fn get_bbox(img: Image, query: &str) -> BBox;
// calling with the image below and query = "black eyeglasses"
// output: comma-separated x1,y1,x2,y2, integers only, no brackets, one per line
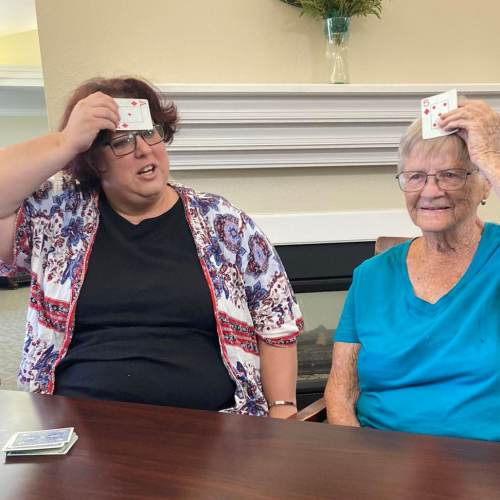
396,168,478,192
104,124,165,157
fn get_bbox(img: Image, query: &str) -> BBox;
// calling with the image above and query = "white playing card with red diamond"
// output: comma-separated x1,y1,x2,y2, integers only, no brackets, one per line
114,98,153,131
421,89,458,140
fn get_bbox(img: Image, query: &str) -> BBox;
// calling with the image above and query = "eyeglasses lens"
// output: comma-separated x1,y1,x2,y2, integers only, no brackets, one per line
398,170,468,192
109,124,164,157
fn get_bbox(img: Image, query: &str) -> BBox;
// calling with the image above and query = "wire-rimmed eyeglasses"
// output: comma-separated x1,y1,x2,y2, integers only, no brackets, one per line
395,168,478,192
104,123,165,157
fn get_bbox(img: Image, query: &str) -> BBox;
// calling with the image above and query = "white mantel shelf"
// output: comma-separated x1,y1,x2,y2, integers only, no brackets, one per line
1,71,497,242
157,83,500,171
2,67,500,170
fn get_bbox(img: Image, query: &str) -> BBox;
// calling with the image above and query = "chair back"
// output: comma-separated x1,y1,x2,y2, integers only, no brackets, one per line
374,236,412,255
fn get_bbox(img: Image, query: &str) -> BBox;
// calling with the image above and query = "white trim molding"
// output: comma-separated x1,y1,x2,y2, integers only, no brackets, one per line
0,65,43,86
1,80,500,167
252,209,420,246
157,84,500,171
0,65,45,116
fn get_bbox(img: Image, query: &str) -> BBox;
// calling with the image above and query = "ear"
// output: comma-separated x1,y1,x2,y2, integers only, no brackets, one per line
482,177,492,199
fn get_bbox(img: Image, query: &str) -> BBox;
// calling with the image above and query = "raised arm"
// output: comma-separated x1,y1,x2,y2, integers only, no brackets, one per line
0,91,119,218
0,92,119,263
324,342,361,427
440,99,500,197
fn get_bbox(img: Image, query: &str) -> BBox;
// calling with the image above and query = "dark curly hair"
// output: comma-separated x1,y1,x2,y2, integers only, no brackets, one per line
60,76,178,191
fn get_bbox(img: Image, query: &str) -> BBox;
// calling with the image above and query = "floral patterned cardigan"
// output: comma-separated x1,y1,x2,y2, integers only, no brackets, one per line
0,176,303,415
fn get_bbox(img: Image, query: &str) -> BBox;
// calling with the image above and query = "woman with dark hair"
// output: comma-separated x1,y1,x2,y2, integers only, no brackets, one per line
0,77,303,418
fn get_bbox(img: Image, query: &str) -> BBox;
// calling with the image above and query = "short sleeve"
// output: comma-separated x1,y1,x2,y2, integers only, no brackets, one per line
241,214,303,346
333,267,360,344
0,200,35,277
0,179,57,277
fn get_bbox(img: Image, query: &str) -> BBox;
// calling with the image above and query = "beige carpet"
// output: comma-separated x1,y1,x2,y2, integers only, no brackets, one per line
0,287,29,391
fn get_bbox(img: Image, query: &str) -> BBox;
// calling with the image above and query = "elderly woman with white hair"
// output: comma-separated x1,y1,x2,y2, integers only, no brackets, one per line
325,100,500,441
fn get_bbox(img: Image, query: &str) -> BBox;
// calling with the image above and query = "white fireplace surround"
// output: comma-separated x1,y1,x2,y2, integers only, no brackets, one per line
160,82,499,243
2,67,499,244
252,210,421,245
159,83,500,171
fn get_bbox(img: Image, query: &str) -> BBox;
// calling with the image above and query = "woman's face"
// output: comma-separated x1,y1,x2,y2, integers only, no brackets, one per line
402,144,490,234
95,131,170,209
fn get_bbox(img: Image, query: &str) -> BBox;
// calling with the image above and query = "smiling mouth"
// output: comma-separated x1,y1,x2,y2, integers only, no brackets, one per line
419,206,451,211
138,165,156,176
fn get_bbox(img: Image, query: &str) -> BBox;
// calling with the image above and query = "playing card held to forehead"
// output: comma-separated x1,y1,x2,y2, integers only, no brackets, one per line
114,98,153,131
421,89,458,140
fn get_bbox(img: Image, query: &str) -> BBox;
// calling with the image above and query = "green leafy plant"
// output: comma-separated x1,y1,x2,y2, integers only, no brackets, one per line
280,0,383,20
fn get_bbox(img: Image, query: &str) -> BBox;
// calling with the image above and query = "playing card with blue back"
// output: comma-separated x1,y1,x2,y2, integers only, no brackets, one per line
2,427,73,451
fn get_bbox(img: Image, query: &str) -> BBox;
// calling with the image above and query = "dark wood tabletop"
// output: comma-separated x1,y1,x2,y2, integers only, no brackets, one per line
1,390,499,500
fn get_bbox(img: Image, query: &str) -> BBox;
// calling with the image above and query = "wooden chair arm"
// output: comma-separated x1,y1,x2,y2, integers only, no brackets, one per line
289,397,327,422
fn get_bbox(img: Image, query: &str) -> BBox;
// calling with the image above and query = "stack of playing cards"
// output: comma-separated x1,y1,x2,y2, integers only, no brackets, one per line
114,98,153,131
421,88,458,139
2,427,78,457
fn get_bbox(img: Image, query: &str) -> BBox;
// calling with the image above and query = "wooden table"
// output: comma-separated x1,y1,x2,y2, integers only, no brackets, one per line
1,390,499,499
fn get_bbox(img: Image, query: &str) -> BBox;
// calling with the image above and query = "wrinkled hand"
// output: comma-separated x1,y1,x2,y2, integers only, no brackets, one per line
440,99,500,170
61,91,119,156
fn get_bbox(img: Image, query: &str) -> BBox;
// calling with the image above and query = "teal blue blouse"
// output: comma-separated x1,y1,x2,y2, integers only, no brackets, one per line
335,222,500,441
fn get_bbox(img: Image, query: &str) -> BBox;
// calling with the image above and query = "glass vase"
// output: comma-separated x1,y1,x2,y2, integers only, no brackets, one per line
324,16,350,84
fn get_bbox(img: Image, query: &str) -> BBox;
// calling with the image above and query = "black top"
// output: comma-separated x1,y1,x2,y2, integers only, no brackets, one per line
54,194,236,410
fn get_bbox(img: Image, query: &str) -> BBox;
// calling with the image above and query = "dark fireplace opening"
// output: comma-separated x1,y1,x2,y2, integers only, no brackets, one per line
276,241,375,409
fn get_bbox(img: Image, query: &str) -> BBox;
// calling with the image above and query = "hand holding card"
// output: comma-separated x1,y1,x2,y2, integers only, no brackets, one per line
421,89,458,140
114,98,153,131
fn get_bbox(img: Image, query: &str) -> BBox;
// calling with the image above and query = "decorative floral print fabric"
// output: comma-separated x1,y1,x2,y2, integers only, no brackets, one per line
1,176,303,415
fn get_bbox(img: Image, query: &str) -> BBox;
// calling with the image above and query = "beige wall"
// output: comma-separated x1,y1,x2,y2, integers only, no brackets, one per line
35,0,500,220
0,116,48,148
0,30,41,65
36,0,500,119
